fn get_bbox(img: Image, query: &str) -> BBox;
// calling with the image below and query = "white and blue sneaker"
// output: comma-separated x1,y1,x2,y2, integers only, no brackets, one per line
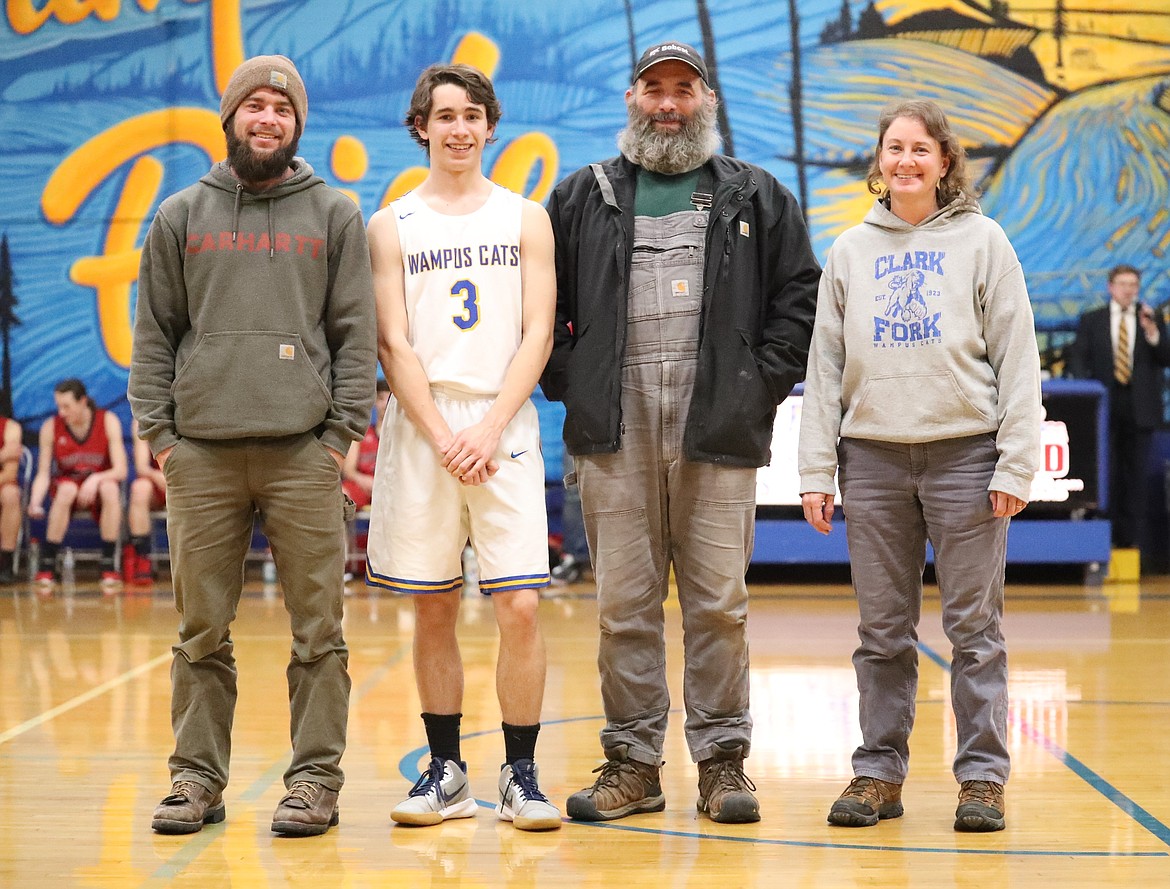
497,759,563,831
392,756,479,826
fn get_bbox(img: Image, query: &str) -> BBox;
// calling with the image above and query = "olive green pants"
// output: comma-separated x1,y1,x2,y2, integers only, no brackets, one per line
163,433,350,794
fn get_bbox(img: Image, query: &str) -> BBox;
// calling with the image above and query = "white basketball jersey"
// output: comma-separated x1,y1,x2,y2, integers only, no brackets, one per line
393,184,524,395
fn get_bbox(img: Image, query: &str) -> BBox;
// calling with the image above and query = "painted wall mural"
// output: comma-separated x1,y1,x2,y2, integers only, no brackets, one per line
2,0,1168,439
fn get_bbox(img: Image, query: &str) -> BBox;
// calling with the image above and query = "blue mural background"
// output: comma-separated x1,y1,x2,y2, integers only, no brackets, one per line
2,0,1169,468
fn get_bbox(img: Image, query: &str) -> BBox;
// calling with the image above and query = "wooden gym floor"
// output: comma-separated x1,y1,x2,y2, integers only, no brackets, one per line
1,567,1169,887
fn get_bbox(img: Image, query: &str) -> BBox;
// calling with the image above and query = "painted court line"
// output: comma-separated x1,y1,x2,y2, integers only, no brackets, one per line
417,713,1166,858
0,651,172,746
918,639,1170,850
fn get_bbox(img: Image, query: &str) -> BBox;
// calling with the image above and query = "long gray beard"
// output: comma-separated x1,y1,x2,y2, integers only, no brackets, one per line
617,98,721,174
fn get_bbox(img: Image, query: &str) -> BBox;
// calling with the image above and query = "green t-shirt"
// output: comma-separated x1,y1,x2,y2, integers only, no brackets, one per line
634,168,703,217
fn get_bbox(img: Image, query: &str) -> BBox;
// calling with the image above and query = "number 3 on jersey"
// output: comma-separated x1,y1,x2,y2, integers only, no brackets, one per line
450,279,479,330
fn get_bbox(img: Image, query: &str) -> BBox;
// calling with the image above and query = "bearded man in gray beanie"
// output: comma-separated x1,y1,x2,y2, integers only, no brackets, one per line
130,54,376,837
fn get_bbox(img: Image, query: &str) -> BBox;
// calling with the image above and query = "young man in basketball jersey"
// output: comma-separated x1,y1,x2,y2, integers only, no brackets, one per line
365,63,560,831
28,378,127,591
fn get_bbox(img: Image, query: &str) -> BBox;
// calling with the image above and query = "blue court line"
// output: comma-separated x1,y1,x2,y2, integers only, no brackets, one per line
395,714,602,778
918,639,1170,849
394,714,1167,858
556,819,1167,857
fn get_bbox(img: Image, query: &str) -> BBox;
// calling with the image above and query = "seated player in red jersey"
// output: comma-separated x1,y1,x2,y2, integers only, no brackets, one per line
27,379,127,592
342,379,390,511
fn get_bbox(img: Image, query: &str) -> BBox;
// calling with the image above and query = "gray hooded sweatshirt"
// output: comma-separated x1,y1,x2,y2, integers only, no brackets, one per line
130,159,376,457
798,198,1042,501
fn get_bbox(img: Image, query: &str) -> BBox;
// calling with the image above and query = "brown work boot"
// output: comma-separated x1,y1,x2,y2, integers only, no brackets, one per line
271,781,340,836
954,780,1005,832
697,744,760,823
152,780,225,834
565,746,665,821
827,775,904,827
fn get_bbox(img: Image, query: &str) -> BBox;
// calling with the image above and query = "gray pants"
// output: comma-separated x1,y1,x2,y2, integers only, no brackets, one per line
163,433,351,794
576,207,755,765
838,434,1010,785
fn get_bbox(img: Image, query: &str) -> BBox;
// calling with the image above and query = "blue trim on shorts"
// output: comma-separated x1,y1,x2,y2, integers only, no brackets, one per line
479,572,552,594
364,564,462,595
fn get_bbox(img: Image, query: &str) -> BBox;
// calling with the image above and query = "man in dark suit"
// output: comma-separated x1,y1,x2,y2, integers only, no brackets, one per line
1069,265,1170,547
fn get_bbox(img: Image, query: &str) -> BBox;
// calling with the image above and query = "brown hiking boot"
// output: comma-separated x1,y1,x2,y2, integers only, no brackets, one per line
697,744,760,823
565,746,665,821
954,780,1005,832
827,775,903,827
271,781,340,836
152,780,225,834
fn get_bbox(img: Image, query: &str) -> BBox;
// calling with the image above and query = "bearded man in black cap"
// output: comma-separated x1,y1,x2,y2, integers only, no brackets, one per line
131,54,376,837
542,40,820,824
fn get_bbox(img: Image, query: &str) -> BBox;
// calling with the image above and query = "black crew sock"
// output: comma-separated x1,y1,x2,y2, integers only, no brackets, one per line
40,542,60,573
502,722,540,765
100,541,117,573
421,712,462,764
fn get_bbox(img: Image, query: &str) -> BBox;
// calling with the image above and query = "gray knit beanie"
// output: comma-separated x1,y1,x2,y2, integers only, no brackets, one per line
219,55,307,135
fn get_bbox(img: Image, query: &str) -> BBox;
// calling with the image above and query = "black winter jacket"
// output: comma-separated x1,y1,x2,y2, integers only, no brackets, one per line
540,154,821,467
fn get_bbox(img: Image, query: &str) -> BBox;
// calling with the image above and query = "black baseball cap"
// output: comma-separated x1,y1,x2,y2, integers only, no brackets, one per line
632,41,708,84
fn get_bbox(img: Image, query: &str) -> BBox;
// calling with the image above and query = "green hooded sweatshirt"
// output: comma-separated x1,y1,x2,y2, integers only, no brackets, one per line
129,159,376,457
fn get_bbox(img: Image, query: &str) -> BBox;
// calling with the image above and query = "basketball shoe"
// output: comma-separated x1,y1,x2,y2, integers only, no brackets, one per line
391,756,478,826
497,759,562,831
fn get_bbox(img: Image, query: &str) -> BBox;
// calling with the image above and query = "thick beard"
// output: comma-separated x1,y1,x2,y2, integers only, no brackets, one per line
226,125,300,186
617,97,721,174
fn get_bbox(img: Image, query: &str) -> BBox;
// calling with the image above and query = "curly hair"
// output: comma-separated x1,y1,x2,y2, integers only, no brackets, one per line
865,99,979,208
404,64,501,153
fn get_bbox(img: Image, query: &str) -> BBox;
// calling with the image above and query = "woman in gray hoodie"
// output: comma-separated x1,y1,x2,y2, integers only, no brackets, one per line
798,100,1041,834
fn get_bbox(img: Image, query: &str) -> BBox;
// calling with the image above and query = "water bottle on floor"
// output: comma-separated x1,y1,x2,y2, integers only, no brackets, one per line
62,547,75,587
262,550,277,584
461,544,479,596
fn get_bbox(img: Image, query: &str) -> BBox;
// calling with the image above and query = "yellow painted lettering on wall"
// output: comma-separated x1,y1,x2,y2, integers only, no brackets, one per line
490,133,559,204
451,31,500,78
43,107,223,222
70,156,161,368
381,167,428,208
7,0,118,34
6,1,236,96
206,0,244,94
331,135,368,182
43,107,224,367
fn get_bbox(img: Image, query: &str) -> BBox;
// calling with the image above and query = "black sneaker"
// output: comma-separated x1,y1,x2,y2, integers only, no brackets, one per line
551,554,585,584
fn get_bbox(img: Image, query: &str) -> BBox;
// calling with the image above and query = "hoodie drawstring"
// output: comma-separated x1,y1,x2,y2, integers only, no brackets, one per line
232,184,242,244
268,201,275,259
